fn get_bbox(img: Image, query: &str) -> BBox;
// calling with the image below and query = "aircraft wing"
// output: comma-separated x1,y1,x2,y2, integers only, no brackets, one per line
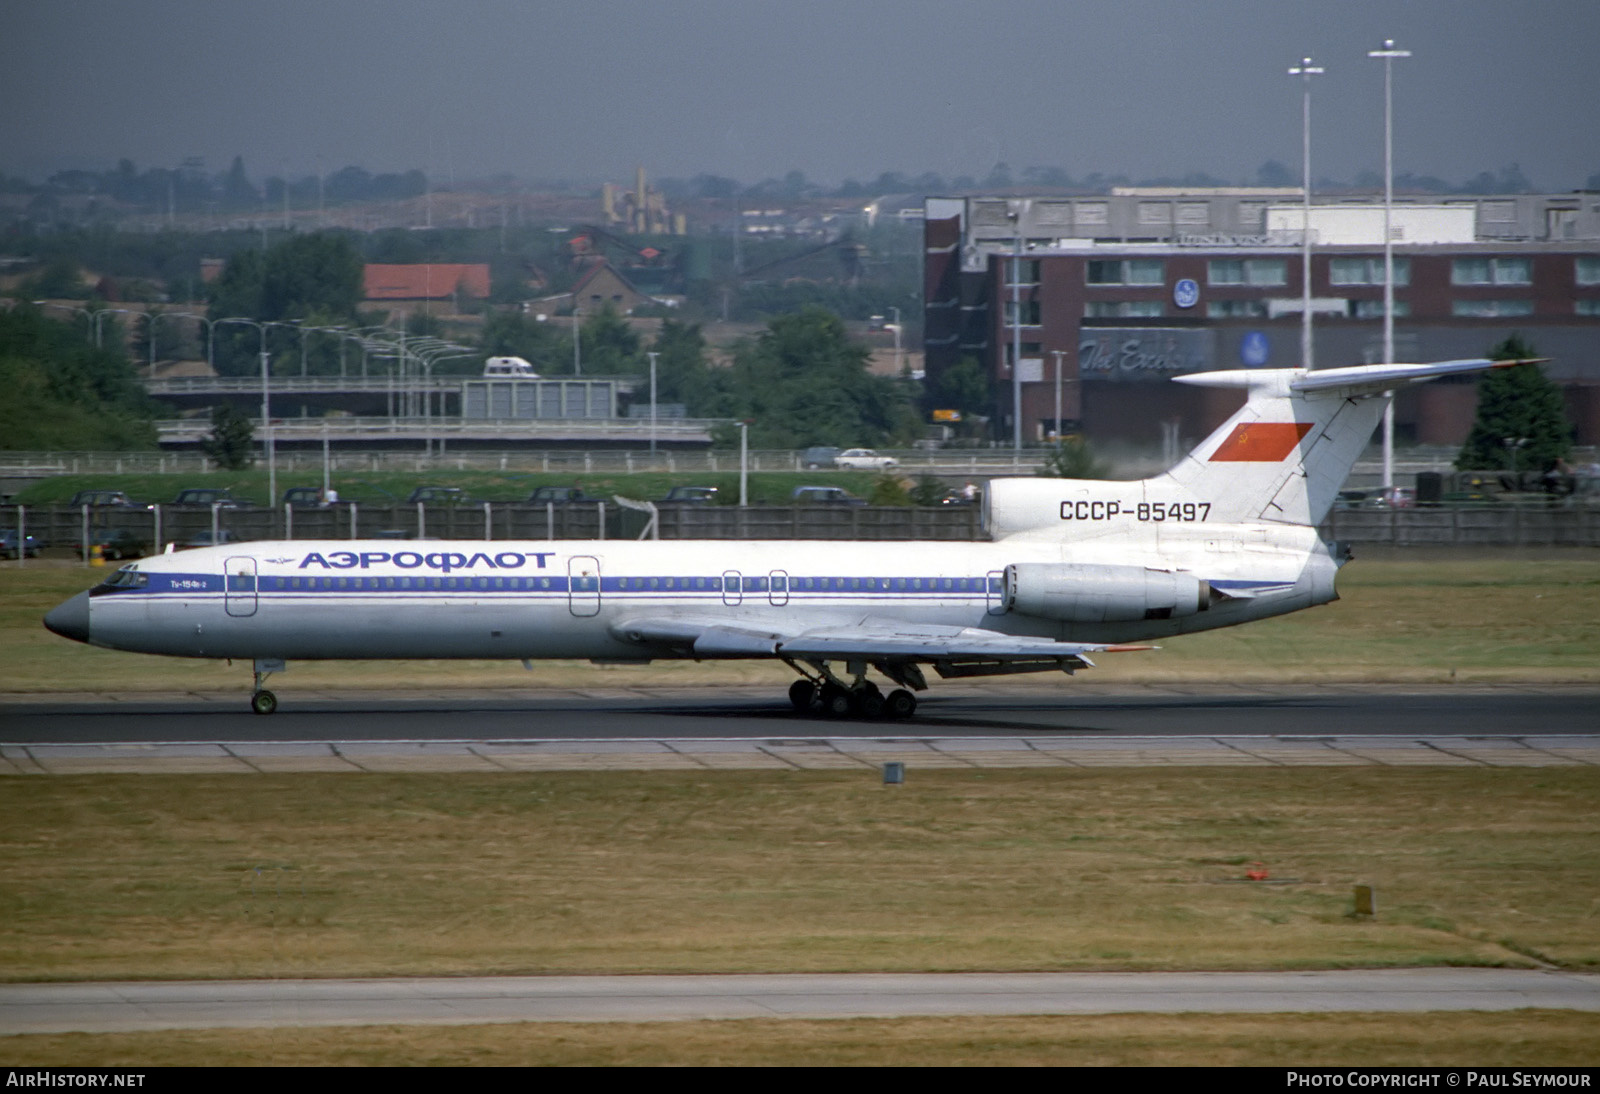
611,614,1138,670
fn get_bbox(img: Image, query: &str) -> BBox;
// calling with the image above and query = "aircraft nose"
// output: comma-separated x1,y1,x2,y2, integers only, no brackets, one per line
43,591,91,644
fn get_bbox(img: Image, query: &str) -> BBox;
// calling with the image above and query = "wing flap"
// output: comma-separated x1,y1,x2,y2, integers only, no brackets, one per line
613,614,1123,666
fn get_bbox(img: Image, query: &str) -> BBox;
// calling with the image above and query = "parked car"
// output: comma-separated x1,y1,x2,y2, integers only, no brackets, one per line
0,529,40,559
792,485,867,506
67,490,137,509
655,486,719,505
406,486,473,506
800,446,841,470
181,530,245,549
172,488,240,508
834,448,899,471
526,486,591,505
281,486,341,508
74,527,148,560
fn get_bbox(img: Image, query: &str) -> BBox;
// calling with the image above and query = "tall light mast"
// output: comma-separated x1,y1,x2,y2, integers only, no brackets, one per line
1369,38,1411,492
1289,56,1324,370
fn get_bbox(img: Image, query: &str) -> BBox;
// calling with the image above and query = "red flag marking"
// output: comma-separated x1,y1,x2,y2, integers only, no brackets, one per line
1209,422,1312,462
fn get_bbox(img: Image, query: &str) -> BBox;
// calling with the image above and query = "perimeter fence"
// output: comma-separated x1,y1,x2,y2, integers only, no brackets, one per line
8,500,1600,559
3,501,986,555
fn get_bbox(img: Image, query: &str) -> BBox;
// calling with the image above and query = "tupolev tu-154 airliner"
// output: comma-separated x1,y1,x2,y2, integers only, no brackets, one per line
44,357,1529,718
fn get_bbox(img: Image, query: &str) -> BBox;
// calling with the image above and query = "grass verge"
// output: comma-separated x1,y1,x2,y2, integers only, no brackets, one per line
3,768,1597,983
3,1012,1597,1066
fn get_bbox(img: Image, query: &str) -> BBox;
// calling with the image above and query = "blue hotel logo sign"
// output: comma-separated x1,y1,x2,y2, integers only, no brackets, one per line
1173,278,1200,309
1240,331,1271,367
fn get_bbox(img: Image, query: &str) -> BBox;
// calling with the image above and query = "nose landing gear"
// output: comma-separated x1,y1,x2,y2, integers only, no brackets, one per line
250,658,285,716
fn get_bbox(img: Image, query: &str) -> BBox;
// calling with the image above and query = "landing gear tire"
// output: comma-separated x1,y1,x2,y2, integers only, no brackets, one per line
851,686,885,719
818,684,853,719
788,679,817,712
250,689,278,716
885,688,917,719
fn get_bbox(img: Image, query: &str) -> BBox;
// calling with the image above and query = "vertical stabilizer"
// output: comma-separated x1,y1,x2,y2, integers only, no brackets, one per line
1164,358,1521,525
984,358,1523,537
1157,368,1389,525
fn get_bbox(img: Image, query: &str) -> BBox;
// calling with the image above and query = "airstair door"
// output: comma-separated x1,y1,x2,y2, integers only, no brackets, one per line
225,556,258,618
568,555,601,617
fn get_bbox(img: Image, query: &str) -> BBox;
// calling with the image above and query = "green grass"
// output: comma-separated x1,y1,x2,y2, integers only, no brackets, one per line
2,768,1597,983
4,1012,1596,1066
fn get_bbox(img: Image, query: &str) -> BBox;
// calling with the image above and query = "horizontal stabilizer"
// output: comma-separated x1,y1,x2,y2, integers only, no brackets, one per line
1289,357,1544,397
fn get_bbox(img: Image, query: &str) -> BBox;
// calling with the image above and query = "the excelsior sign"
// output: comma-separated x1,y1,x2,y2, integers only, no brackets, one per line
1078,328,1214,382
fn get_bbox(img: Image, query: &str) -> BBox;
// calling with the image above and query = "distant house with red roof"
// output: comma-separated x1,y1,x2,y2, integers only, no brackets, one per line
530,261,664,316
363,264,491,309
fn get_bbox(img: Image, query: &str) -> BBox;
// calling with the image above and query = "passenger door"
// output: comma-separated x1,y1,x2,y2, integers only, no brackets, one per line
225,556,258,618
567,555,601,617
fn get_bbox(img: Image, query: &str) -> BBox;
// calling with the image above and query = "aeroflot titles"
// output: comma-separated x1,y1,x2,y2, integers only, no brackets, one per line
298,550,557,572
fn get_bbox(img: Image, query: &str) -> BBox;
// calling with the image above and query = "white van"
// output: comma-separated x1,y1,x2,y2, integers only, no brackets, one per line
483,356,539,378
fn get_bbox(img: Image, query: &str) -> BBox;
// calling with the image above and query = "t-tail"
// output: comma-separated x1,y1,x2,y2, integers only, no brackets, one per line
985,358,1540,539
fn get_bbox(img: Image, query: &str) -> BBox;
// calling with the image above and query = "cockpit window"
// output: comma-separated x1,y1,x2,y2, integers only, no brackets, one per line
97,567,149,591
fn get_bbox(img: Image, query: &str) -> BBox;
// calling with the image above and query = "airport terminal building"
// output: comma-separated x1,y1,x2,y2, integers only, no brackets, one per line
923,190,1600,452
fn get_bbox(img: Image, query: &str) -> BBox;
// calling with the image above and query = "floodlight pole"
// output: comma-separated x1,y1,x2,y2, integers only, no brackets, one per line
1051,349,1065,440
260,334,275,512
739,422,749,507
1289,56,1324,371
647,350,659,455
1009,210,1023,452
1370,38,1411,492
572,306,582,376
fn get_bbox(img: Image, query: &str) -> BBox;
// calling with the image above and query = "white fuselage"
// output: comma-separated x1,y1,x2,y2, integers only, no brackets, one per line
77,527,1339,663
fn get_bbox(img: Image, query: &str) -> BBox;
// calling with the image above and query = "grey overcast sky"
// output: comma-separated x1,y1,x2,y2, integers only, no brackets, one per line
3,0,1597,190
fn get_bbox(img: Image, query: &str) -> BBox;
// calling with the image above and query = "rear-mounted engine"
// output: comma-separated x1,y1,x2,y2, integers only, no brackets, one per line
1005,563,1210,623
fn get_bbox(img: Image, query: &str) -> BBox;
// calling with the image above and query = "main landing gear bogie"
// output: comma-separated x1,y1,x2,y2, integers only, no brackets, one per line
787,678,917,721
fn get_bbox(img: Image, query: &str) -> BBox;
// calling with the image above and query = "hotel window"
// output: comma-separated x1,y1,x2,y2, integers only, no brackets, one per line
1085,301,1163,318
1576,299,1600,316
1576,257,1600,286
1006,260,1041,286
1453,257,1532,286
1087,259,1164,285
1208,259,1286,286
1352,300,1412,319
1005,300,1041,326
1329,257,1410,286
1176,202,1210,226
1451,300,1533,318
1207,299,1268,318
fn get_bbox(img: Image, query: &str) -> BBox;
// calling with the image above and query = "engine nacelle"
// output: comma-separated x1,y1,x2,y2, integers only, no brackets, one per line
1005,563,1210,623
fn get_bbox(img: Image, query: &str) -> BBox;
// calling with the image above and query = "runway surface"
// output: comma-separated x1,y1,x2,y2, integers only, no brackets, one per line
4,683,1597,742
5,970,1599,1034
3,685,1596,773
